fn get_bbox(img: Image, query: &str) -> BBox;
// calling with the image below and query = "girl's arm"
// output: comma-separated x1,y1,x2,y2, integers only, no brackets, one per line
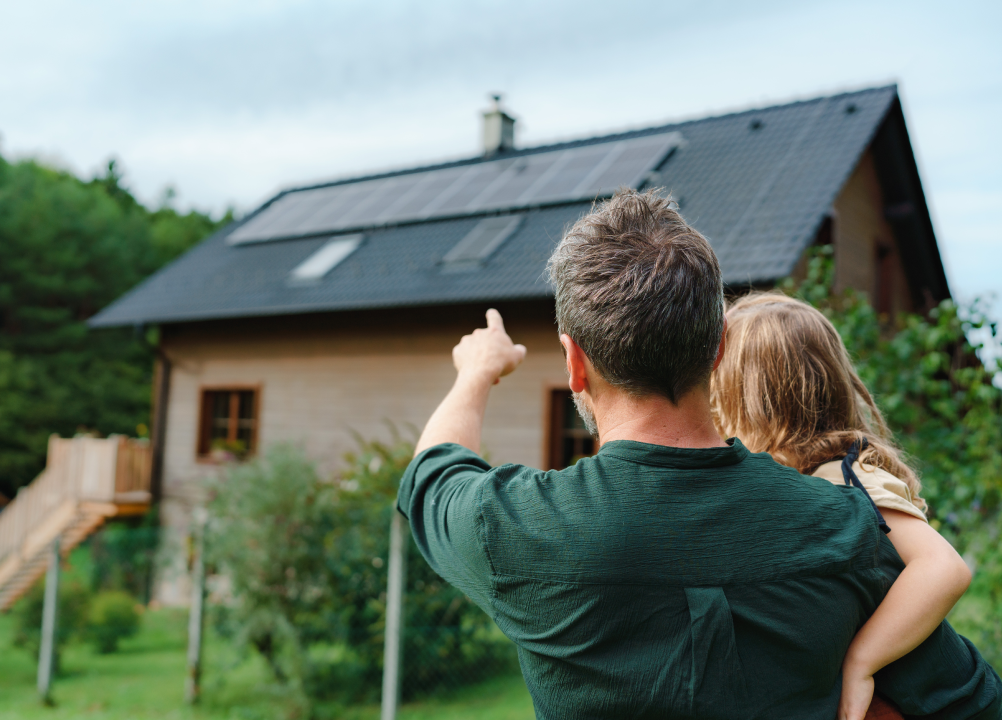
839,508,972,720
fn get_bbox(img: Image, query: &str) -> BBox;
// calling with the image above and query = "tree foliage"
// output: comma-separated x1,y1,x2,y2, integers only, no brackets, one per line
784,246,1002,665
0,155,229,497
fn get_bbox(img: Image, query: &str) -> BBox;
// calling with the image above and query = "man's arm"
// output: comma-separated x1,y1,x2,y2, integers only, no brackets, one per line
397,443,497,610
414,309,526,455
840,509,972,720
870,537,1002,719
398,310,528,612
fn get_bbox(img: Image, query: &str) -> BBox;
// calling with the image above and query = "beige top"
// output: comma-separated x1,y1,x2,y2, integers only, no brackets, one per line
813,460,927,522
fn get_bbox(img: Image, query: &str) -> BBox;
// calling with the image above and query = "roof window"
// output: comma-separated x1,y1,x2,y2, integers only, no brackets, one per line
441,216,523,272
289,235,362,283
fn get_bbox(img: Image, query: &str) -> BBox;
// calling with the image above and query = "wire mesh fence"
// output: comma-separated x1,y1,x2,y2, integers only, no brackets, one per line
382,516,523,711
399,622,520,701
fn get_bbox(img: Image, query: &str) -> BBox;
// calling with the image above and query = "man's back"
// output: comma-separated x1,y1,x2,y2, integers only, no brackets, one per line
400,439,1001,719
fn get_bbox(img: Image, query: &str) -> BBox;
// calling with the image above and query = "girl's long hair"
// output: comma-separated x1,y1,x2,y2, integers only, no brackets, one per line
710,292,924,510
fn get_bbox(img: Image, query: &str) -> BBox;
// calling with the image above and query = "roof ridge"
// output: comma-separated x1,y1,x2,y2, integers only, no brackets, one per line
89,82,931,330
272,85,898,200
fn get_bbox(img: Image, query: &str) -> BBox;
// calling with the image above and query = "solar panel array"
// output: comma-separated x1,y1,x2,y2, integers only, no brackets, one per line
228,132,682,245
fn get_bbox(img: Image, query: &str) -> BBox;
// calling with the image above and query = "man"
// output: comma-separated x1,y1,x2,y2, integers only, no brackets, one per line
397,190,1001,719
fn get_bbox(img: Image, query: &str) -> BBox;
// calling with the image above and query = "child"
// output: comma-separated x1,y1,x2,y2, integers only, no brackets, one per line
710,292,972,720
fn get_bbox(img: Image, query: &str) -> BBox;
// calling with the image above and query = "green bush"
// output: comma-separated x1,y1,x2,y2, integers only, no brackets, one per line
86,590,141,653
784,246,1002,667
206,436,514,713
11,577,91,671
89,512,159,603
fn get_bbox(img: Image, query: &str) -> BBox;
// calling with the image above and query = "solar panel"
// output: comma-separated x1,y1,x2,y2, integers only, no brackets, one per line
434,164,505,216
581,136,674,196
286,184,361,233
228,131,681,245
242,190,325,239
376,169,461,220
415,165,485,219
487,156,560,207
528,145,611,202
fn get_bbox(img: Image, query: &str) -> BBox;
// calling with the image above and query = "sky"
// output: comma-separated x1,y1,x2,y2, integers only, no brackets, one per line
1,0,999,311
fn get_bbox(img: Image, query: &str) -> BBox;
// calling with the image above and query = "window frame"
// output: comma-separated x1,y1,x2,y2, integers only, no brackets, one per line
544,387,597,470
195,384,262,463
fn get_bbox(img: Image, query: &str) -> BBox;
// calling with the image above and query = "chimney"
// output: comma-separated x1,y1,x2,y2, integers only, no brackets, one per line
482,94,515,156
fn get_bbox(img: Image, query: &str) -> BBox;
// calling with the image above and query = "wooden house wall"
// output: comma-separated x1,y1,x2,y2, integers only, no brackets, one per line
154,304,566,604
833,150,914,315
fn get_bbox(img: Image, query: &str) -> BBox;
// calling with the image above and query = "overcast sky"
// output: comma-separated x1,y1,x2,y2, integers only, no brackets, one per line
1,0,999,310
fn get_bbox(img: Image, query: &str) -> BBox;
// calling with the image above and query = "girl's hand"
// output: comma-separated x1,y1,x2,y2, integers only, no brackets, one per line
839,669,875,720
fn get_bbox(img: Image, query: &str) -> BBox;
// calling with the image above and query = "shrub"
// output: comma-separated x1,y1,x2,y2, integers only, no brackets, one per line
89,511,159,603
86,590,141,653
206,435,514,712
12,577,90,671
784,246,1002,667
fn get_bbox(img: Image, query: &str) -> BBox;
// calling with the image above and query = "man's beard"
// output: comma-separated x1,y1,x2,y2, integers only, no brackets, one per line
571,392,599,439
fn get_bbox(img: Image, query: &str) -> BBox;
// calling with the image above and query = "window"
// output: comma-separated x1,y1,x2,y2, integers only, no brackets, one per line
289,235,363,284
197,388,259,460
440,216,523,272
547,389,597,470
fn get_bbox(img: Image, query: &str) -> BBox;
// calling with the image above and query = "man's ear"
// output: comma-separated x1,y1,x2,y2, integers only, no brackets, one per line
559,334,589,393
711,316,728,372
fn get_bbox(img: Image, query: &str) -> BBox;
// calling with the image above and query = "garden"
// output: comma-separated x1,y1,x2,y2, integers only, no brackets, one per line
0,574,533,720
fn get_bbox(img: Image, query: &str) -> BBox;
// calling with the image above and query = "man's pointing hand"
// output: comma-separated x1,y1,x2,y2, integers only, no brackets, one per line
453,309,527,384
414,310,527,454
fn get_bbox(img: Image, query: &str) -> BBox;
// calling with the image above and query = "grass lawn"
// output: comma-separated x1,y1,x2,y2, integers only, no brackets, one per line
0,606,534,720
2,572,992,720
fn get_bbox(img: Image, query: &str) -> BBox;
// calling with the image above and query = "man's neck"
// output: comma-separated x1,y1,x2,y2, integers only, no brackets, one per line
594,386,727,450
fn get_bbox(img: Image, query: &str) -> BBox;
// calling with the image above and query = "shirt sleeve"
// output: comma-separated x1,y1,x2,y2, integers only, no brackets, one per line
813,461,927,521
397,443,495,613
854,463,927,522
871,538,1002,718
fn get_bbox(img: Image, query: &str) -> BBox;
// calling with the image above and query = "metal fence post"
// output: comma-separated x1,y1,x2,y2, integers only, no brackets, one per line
185,507,207,704
381,511,408,720
37,538,60,705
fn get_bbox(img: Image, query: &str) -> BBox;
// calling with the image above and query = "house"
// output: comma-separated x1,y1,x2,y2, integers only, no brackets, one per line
90,86,949,604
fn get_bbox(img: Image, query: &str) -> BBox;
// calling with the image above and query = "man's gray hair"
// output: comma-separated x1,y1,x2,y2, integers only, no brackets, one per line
547,188,724,404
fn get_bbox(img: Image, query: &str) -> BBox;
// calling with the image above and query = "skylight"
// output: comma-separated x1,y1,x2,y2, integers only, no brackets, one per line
441,216,523,272
289,235,362,283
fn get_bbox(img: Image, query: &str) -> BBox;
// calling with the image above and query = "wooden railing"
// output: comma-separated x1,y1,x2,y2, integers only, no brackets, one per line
0,435,151,609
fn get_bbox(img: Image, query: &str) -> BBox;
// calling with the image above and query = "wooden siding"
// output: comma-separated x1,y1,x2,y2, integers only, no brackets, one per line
833,150,914,315
153,304,566,604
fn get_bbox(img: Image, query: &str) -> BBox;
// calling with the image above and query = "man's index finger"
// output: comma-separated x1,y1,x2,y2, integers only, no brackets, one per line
486,308,504,331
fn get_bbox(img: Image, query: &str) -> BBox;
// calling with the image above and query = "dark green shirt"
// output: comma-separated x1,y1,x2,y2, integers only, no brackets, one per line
398,439,1001,719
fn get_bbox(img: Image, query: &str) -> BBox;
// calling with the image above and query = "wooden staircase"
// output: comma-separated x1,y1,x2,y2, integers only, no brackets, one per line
0,435,152,611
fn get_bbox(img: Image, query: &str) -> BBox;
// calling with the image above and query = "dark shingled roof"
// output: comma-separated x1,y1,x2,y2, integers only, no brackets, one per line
91,85,938,328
